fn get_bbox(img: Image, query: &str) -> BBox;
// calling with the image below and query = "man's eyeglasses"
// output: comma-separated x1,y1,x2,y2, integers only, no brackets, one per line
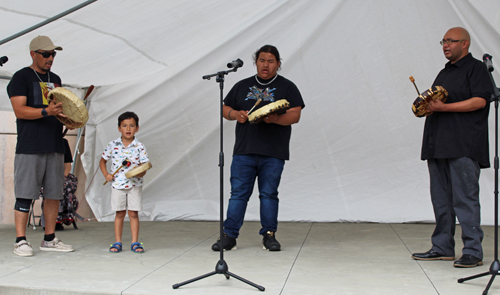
440,39,464,46
34,51,57,58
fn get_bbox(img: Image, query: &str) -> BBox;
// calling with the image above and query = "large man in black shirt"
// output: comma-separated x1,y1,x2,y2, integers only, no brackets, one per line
211,45,305,252
8,36,74,256
412,27,494,267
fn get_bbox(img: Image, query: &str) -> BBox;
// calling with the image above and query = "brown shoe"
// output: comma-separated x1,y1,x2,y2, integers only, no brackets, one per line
411,249,454,261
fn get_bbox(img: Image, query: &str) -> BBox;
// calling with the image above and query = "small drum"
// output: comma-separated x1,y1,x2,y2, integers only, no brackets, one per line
125,162,152,179
412,86,448,118
48,87,89,128
248,99,290,124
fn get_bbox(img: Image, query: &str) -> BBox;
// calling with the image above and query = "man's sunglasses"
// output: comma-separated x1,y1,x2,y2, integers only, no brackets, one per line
35,51,57,58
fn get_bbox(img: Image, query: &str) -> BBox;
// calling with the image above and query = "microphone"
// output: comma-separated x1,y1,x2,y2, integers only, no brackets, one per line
483,54,493,72
227,58,243,69
0,56,7,67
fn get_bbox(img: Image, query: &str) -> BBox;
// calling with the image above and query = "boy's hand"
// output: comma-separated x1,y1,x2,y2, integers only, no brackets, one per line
105,173,114,183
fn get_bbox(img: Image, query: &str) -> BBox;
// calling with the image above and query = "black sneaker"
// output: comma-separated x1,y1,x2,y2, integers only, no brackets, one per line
262,231,281,251
211,233,237,251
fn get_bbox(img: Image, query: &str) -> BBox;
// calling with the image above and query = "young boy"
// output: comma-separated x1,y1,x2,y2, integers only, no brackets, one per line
100,111,150,253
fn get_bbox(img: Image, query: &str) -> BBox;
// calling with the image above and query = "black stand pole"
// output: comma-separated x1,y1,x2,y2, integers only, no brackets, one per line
172,68,265,292
458,59,500,295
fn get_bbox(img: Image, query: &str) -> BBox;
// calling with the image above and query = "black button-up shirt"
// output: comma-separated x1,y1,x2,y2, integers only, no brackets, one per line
421,53,493,168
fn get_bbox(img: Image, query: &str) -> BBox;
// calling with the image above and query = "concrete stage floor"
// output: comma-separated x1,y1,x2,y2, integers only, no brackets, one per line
0,221,498,295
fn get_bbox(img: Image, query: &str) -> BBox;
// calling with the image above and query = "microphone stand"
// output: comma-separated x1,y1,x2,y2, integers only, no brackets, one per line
458,58,500,295
172,66,265,291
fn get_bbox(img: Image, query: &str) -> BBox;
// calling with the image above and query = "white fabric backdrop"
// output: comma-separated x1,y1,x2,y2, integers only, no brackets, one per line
1,0,500,224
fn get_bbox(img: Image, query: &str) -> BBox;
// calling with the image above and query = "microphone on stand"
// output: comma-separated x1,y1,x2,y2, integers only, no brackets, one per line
0,56,8,67
227,58,243,69
483,54,494,72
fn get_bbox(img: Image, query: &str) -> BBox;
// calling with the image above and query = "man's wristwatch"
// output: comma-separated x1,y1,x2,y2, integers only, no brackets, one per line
41,108,48,117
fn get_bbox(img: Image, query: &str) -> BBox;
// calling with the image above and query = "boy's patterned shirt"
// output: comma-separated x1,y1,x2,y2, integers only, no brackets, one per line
102,137,150,189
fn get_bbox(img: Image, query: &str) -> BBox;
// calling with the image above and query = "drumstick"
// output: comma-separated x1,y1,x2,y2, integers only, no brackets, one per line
103,159,131,185
83,85,94,102
409,76,420,95
247,98,262,115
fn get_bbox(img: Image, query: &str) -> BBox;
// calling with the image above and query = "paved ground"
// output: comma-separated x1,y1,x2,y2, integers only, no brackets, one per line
0,221,498,295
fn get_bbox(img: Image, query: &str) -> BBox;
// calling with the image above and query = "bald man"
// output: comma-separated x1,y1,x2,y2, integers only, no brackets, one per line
411,27,494,267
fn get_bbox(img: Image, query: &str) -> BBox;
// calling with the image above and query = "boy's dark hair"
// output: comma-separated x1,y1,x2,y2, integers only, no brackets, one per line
118,111,139,126
253,44,281,68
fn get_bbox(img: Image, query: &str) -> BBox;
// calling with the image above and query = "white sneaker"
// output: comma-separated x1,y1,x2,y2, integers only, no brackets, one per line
39,237,74,252
14,240,34,257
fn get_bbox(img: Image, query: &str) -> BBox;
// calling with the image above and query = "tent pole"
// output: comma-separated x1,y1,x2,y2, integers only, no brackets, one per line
70,85,94,174
70,122,84,175
0,0,98,47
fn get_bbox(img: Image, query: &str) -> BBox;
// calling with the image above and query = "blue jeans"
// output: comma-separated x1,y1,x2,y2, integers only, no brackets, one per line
223,154,285,238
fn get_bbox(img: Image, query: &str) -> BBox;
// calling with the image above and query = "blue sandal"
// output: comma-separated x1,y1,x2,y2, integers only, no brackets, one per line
109,242,122,253
131,242,144,253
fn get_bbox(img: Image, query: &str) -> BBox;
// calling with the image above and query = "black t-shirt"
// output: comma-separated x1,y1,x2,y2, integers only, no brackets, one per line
224,75,305,160
421,53,494,168
7,67,64,154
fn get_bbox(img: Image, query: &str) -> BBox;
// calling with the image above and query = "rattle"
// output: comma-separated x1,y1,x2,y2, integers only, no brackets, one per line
103,159,131,185
409,76,448,118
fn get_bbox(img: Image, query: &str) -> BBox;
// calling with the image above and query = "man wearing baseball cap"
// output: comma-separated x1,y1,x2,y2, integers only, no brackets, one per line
7,35,74,256
29,35,63,51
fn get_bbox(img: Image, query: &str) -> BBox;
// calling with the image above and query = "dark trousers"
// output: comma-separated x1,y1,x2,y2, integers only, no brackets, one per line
428,157,483,259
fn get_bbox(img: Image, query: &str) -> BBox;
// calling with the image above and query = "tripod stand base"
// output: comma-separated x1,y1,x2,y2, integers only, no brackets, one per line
458,260,500,295
172,259,265,291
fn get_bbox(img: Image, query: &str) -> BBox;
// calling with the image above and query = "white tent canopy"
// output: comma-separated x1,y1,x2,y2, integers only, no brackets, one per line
1,0,500,224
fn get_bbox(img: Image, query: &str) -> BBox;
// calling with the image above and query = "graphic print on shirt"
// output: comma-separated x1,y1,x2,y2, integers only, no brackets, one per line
113,142,132,188
34,81,57,106
102,138,149,189
246,86,276,102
